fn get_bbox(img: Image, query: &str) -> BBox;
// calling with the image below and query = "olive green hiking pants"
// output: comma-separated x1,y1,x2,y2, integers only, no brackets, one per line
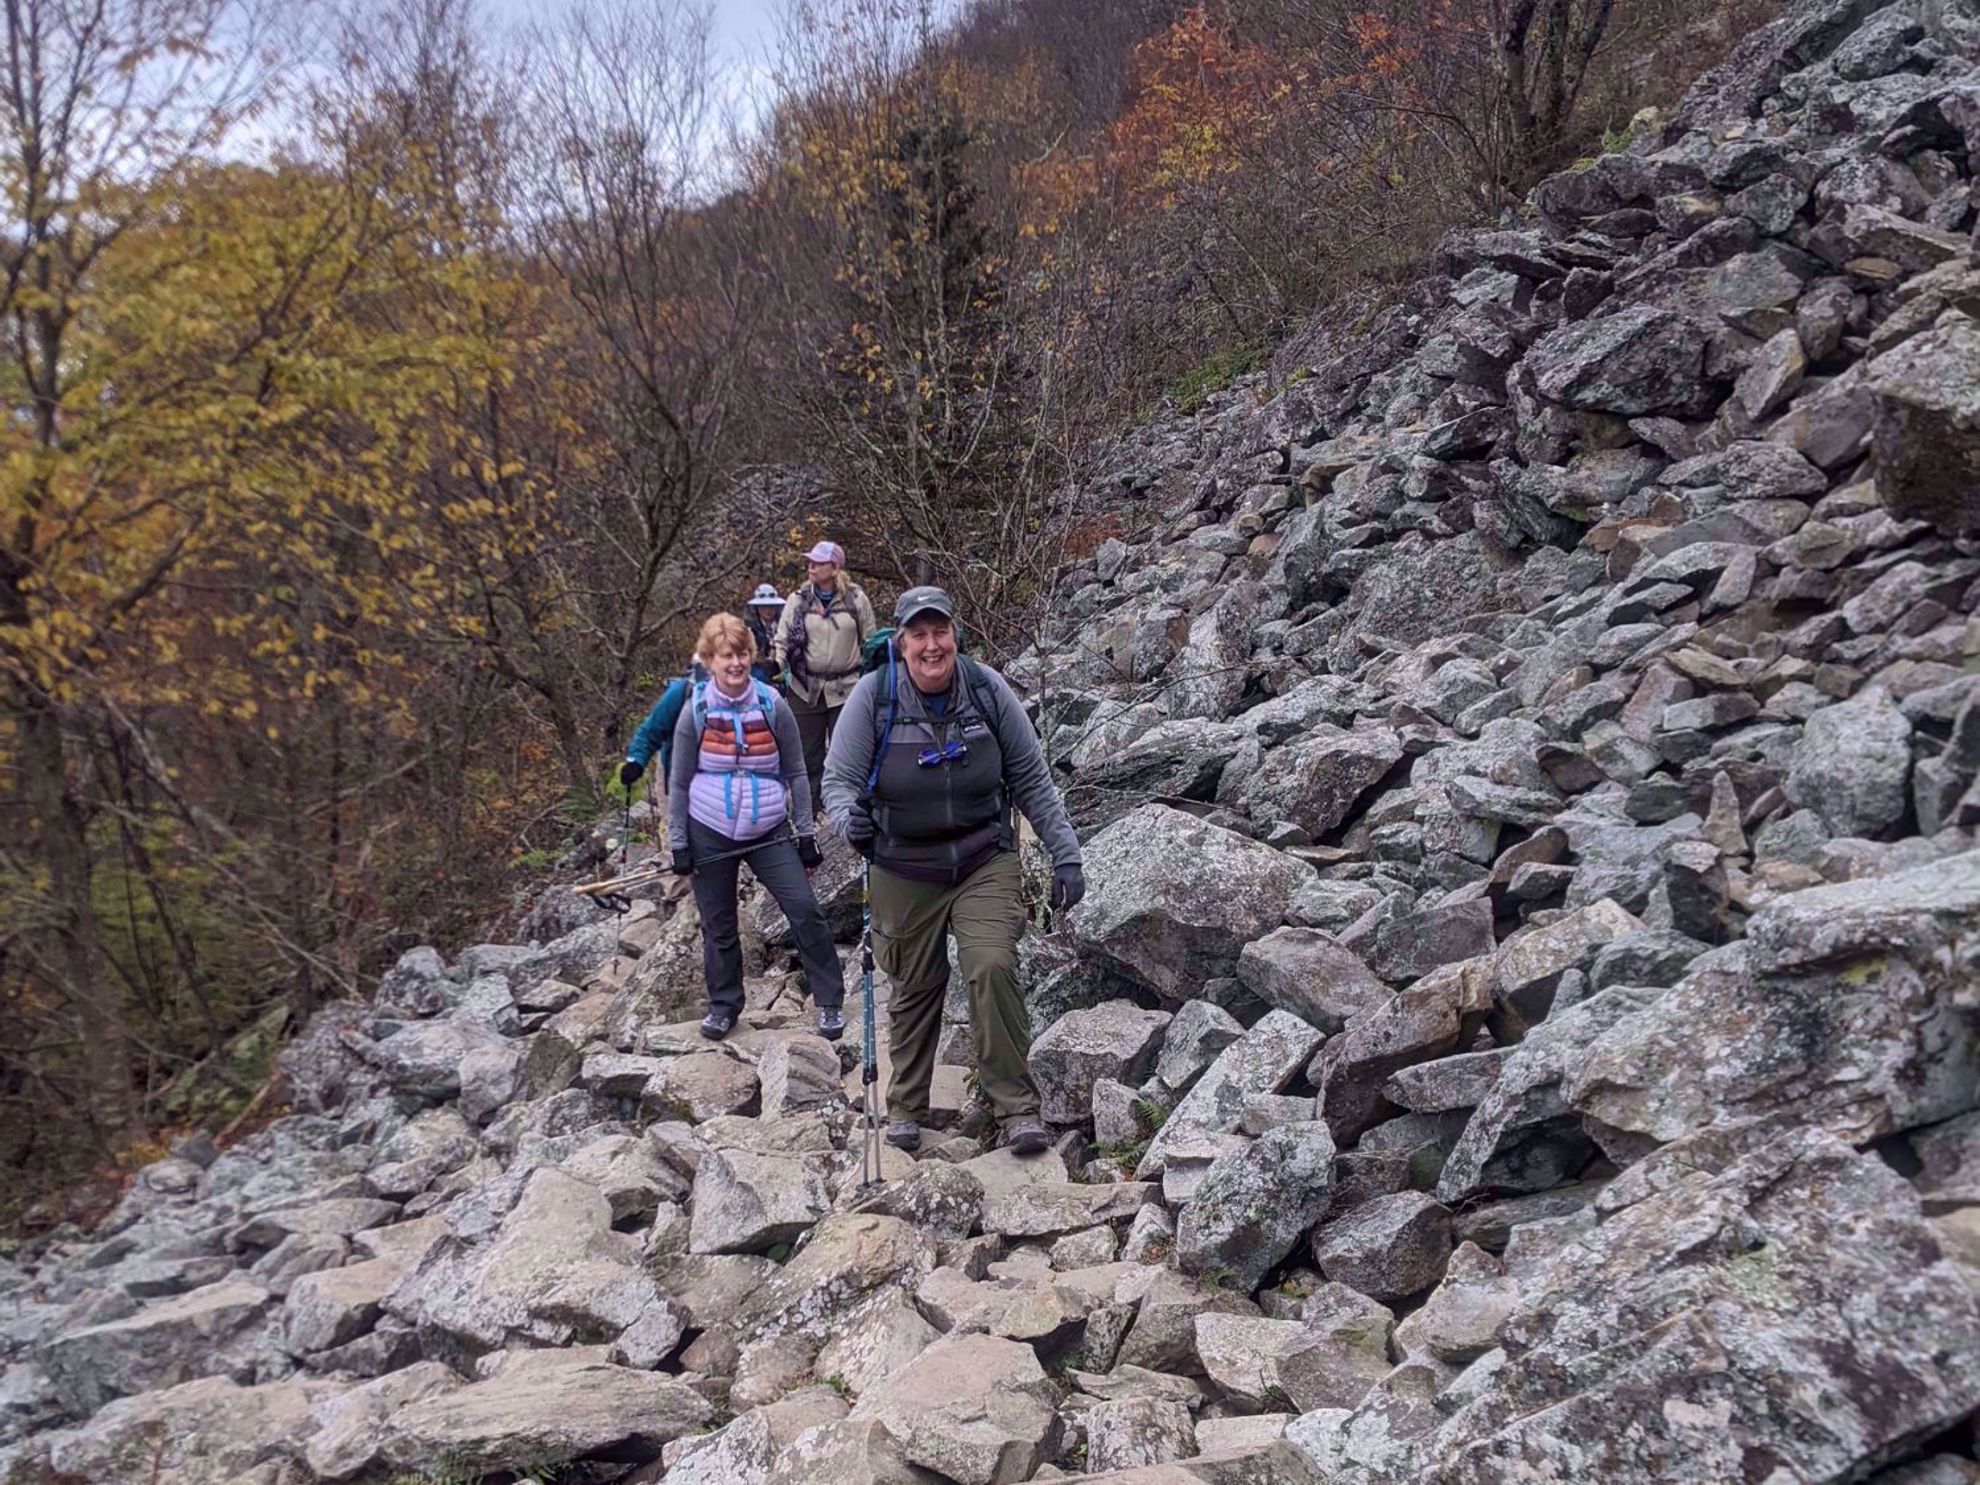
870,850,1038,1129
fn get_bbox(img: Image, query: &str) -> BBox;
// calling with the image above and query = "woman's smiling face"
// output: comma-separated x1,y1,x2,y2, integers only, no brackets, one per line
708,644,752,693
901,615,958,692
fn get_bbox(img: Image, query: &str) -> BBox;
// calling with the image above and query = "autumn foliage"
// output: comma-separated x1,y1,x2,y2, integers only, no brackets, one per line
0,0,1756,1213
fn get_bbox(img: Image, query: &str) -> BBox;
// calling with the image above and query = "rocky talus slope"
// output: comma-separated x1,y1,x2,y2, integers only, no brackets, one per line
11,0,1980,1477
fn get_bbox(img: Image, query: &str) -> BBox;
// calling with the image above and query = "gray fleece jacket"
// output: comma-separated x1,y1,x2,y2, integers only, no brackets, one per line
820,661,1082,871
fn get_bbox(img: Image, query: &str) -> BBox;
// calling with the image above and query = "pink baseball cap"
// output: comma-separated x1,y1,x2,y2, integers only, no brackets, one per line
805,540,845,565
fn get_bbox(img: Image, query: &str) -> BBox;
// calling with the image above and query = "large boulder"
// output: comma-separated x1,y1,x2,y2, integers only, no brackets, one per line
1310,1192,1453,1302
668,1386,852,1485
346,1019,516,1101
38,1280,274,1415
44,1374,347,1485
1152,999,1247,1098
1523,304,1709,415
1237,928,1394,1034
1571,851,1980,1153
1866,317,1980,534
1177,1122,1336,1291
1194,1307,1391,1413
1029,1000,1173,1125
728,1214,940,1348
847,1332,1060,1484
1413,1131,1980,1484
1137,1011,1326,1178
1784,685,1914,838
378,1350,710,1477
688,1149,832,1255
1314,965,1491,1144
643,1051,761,1122
382,1167,661,1360
1086,1396,1199,1472
1439,988,1654,1204
1240,727,1406,840
1166,580,1264,722
1074,806,1313,998
303,1362,465,1480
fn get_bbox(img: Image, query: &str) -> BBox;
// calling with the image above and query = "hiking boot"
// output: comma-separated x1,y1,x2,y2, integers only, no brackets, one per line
885,1120,922,1152
818,1006,846,1041
1004,1119,1052,1156
699,1010,736,1041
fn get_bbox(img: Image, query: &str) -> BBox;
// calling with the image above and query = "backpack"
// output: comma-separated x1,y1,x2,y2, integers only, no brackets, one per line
652,676,690,777
861,627,896,675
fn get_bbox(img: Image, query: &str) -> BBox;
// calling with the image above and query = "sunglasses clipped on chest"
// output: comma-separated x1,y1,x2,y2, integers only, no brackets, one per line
917,739,968,768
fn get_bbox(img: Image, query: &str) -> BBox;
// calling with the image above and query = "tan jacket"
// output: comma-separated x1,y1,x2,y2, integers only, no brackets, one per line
773,580,877,707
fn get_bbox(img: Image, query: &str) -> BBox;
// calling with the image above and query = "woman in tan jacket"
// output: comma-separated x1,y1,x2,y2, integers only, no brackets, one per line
773,540,877,813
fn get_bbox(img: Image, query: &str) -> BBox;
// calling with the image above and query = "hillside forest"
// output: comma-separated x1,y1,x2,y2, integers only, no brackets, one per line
0,0,1766,1218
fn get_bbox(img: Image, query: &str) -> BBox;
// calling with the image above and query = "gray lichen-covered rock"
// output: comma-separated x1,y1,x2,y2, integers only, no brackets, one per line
1029,1000,1173,1125
1439,986,1655,1204
382,1168,662,1358
688,1148,832,1255
43,1373,348,1485
1137,1011,1326,1178
1866,316,1980,534
1314,964,1491,1143
38,1280,274,1416
847,1332,1059,1485
1237,927,1394,1034
377,1350,711,1476
1310,1192,1453,1302
1523,304,1709,415
1241,727,1406,839
1177,1122,1336,1291
1571,851,1980,1152
1074,805,1313,998
727,1214,939,1348
642,1051,761,1123
1393,1241,1519,1365
1785,684,1914,838
667,1385,852,1485
1085,1396,1199,1471
1196,1300,1393,1412
1151,1000,1246,1097
1412,1131,1980,1484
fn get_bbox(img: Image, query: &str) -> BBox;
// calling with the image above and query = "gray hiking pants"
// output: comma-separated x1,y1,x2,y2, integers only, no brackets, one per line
687,818,844,1017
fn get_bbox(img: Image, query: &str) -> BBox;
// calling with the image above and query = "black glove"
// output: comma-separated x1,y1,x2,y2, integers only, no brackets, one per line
671,849,693,877
797,836,823,870
619,760,643,788
845,799,876,859
1051,863,1086,913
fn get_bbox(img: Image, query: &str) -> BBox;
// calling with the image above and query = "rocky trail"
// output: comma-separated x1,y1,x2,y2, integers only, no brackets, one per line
10,0,1980,1478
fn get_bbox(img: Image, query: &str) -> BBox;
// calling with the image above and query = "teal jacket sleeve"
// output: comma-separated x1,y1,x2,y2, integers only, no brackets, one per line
627,679,687,773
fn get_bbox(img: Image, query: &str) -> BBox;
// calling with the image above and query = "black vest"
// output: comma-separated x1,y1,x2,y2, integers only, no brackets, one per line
871,660,1011,884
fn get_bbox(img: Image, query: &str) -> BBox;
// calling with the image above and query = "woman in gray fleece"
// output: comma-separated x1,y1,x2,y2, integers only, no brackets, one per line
667,613,844,1042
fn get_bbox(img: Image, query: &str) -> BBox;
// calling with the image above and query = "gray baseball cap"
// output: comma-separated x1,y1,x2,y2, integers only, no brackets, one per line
893,586,955,626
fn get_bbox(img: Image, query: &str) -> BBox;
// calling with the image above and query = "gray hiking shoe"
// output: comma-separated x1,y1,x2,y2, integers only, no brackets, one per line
699,1010,736,1041
818,1006,845,1041
1004,1119,1052,1155
885,1120,922,1152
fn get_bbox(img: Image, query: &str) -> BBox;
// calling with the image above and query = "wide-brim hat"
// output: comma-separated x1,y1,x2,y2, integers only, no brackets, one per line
748,583,785,608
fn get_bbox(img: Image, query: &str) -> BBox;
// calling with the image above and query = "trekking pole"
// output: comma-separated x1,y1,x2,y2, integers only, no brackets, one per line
859,861,883,1192
617,783,632,922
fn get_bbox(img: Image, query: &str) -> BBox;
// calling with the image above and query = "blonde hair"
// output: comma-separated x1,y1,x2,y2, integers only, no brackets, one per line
695,612,756,664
